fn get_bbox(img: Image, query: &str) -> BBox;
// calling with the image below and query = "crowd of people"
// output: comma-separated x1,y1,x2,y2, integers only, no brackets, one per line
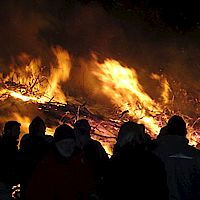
0,115,200,200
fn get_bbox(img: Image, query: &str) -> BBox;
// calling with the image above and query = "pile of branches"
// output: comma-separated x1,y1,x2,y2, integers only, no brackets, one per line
0,78,121,143
38,101,120,143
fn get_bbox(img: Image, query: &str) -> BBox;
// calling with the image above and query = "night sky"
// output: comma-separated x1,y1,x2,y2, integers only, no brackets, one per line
0,0,199,106
0,0,200,59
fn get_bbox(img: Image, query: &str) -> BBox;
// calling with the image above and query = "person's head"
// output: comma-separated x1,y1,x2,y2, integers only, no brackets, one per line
74,119,91,148
166,115,187,136
29,116,46,137
158,126,168,138
54,124,75,143
54,124,76,158
117,121,147,148
3,121,21,142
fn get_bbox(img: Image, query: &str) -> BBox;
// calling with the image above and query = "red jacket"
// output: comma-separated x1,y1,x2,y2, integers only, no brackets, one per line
26,149,96,200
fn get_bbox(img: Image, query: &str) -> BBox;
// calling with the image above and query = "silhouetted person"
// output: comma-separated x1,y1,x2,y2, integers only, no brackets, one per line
74,119,109,197
19,116,53,200
153,115,200,200
0,121,21,200
26,124,96,200
101,121,168,200
150,125,168,151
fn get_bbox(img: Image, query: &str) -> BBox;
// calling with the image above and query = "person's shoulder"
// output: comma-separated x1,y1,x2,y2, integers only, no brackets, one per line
20,134,35,149
90,139,107,152
90,139,103,148
20,134,31,145
147,150,164,163
20,134,30,141
44,135,54,144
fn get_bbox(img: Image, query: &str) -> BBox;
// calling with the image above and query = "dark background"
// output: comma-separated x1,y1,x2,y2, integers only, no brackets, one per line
0,0,200,61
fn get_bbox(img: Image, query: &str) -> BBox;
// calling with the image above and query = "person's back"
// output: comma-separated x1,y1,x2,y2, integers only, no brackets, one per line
0,121,21,200
26,124,96,200
74,119,109,190
74,120,109,167
108,144,168,200
153,115,200,200
19,116,53,200
102,121,168,200
82,139,109,173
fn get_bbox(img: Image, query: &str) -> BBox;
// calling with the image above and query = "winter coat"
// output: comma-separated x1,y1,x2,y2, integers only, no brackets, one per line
0,136,19,185
26,147,96,200
83,139,109,178
19,134,53,199
0,136,20,200
101,144,169,200
153,135,200,200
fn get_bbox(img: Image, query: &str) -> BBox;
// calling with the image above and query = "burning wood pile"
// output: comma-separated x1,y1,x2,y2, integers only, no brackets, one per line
0,77,120,154
0,47,199,154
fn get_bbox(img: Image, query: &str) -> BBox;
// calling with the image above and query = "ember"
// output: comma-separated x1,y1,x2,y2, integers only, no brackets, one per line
0,47,199,155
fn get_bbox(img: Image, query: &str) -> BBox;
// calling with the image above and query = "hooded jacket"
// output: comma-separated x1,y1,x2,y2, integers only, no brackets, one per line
26,140,96,200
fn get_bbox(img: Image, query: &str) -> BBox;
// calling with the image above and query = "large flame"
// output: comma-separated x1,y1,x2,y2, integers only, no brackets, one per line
0,47,71,147
93,59,168,136
41,47,71,103
93,58,199,145
151,73,171,104
1,47,71,104
0,50,199,153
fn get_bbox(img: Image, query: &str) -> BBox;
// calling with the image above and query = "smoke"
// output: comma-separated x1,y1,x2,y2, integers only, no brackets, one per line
0,0,51,68
0,0,199,111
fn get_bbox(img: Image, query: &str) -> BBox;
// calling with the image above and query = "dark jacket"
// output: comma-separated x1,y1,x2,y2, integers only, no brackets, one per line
83,139,109,178
19,134,53,199
102,143,169,200
153,135,200,200
26,147,96,200
0,135,20,185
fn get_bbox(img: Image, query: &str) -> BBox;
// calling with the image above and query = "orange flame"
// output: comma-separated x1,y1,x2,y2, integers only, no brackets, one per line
0,47,71,146
0,50,199,152
40,47,71,103
151,73,171,104
93,59,166,136
1,46,71,104
93,58,199,146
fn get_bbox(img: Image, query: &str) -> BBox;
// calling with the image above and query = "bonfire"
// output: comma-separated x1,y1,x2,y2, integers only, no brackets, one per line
0,47,199,155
